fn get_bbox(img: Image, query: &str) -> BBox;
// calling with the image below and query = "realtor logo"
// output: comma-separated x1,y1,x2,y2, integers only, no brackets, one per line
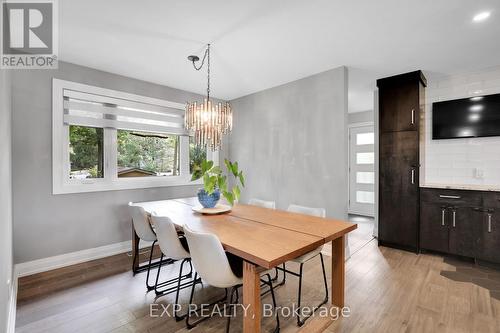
1,0,58,69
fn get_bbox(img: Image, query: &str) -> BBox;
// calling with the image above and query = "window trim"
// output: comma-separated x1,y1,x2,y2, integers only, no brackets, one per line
52,78,217,195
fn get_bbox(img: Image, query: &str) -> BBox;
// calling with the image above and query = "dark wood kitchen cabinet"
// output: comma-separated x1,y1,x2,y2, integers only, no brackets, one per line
420,188,500,265
420,202,449,253
473,210,500,263
379,73,425,132
475,193,500,264
448,206,475,258
377,71,426,252
379,131,419,249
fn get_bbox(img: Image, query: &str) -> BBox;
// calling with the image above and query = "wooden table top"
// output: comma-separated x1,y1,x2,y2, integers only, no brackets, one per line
135,198,356,269
229,203,357,242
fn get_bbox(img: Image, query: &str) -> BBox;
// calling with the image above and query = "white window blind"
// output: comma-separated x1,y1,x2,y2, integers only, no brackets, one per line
63,89,187,135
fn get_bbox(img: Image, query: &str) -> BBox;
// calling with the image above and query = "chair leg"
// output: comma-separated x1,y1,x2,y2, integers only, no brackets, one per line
185,273,229,330
225,287,237,333
145,240,157,291
296,263,304,327
271,267,279,282
296,254,329,327
155,258,196,297
174,259,189,321
153,253,164,294
275,263,286,287
320,253,329,303
263,273,280,333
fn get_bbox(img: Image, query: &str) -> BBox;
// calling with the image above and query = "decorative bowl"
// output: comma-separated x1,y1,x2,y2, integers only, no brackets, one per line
197,188,220,208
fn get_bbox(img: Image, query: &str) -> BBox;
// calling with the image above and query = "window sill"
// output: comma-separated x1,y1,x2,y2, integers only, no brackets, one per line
53,176,203,195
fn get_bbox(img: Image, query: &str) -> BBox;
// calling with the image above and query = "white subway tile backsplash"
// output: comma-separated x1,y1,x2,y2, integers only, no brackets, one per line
423,66,500,188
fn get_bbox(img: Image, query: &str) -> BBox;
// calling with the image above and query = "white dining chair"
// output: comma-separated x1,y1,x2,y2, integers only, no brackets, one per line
150,214,200,320
248,198,276,209
128,202,172,290
248,198,282,284
278,204,329,327
183,225,279,333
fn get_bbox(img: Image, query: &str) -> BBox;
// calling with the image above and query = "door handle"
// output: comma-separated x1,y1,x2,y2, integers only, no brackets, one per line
411,109,415,125
452,210,456,228
441,208,446,226
411,168,415,184
439,195,461,199
488,213,492,233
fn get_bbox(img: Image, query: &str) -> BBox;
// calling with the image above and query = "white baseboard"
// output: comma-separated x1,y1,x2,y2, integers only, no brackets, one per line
15,239,154,278
6,267,18,333
9,239,153,332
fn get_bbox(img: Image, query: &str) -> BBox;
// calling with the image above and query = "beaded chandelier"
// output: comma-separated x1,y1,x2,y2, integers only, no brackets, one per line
185,44,232,151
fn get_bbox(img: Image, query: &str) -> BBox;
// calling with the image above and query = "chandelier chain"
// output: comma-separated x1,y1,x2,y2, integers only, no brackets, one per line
191,44,211,100
185,43,231,151
207,44,210,100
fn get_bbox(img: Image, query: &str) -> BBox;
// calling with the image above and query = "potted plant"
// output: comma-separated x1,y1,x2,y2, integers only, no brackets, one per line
191,159,245,208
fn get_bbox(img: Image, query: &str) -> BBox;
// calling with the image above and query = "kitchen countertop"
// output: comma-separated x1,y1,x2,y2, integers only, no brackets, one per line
420,183,500,192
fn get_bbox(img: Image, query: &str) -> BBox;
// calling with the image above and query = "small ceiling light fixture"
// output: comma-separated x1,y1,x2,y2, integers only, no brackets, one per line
470,104,484,112
469,114,481,122
185,44,232,151
470,96,484,101
473,11,491,22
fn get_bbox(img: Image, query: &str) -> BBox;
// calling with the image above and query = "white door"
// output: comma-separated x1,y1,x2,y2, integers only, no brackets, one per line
349,125,375,216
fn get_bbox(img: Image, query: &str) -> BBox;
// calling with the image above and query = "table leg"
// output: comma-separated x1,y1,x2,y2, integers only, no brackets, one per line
331,235,345,307
243,261,261,333
132,223,140,274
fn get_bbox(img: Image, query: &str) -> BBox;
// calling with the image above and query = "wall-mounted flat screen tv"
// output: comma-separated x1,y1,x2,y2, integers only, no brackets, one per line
433,93,500,139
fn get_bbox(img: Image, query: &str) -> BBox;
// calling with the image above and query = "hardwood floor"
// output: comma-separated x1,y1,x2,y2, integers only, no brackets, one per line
16,229,500,332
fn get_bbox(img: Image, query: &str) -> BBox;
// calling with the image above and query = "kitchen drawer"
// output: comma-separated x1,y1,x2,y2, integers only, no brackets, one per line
420,188,482,207
482,191,500,209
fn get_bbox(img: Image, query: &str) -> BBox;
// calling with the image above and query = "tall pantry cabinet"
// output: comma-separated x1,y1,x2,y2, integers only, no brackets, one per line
377,71,427,252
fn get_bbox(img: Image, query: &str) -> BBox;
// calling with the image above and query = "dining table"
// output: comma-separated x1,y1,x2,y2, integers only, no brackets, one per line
132,197,357,333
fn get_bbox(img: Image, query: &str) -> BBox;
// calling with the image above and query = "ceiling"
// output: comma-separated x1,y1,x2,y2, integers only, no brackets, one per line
60,0,500,112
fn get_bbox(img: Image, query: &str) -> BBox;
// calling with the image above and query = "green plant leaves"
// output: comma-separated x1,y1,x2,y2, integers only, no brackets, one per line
203,173,217,194
191,165,202,181
210,165,222,175
223,190,235,206
217,175,227,192
238,171,245,187
201,160,214,174
232,185,241,202
193,158,245,206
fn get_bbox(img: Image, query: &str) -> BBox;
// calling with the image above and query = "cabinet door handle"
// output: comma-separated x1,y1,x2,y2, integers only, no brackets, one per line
452,210,456,228
411,109,415,125
439,195,461,199
411,168,415,184
488,213,492,233
441,208,446,226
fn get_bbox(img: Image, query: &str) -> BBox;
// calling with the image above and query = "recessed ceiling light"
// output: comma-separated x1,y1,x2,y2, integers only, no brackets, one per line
469,114,481,122
470,96,483,101
473,11,491,22
470,104,484,112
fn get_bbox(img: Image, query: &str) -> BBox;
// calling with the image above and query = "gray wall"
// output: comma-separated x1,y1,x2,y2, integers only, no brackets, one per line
348,110,373,124
11,62,209,263
0,69,13,332
229,67,348,219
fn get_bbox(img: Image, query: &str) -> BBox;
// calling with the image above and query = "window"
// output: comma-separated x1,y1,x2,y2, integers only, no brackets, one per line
69,125,104,179
356,132,374,145
356,191,375,204
356,171,374,184
53,79,217,194
356,152,374,165
117,130,180,178
189,137,207,174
